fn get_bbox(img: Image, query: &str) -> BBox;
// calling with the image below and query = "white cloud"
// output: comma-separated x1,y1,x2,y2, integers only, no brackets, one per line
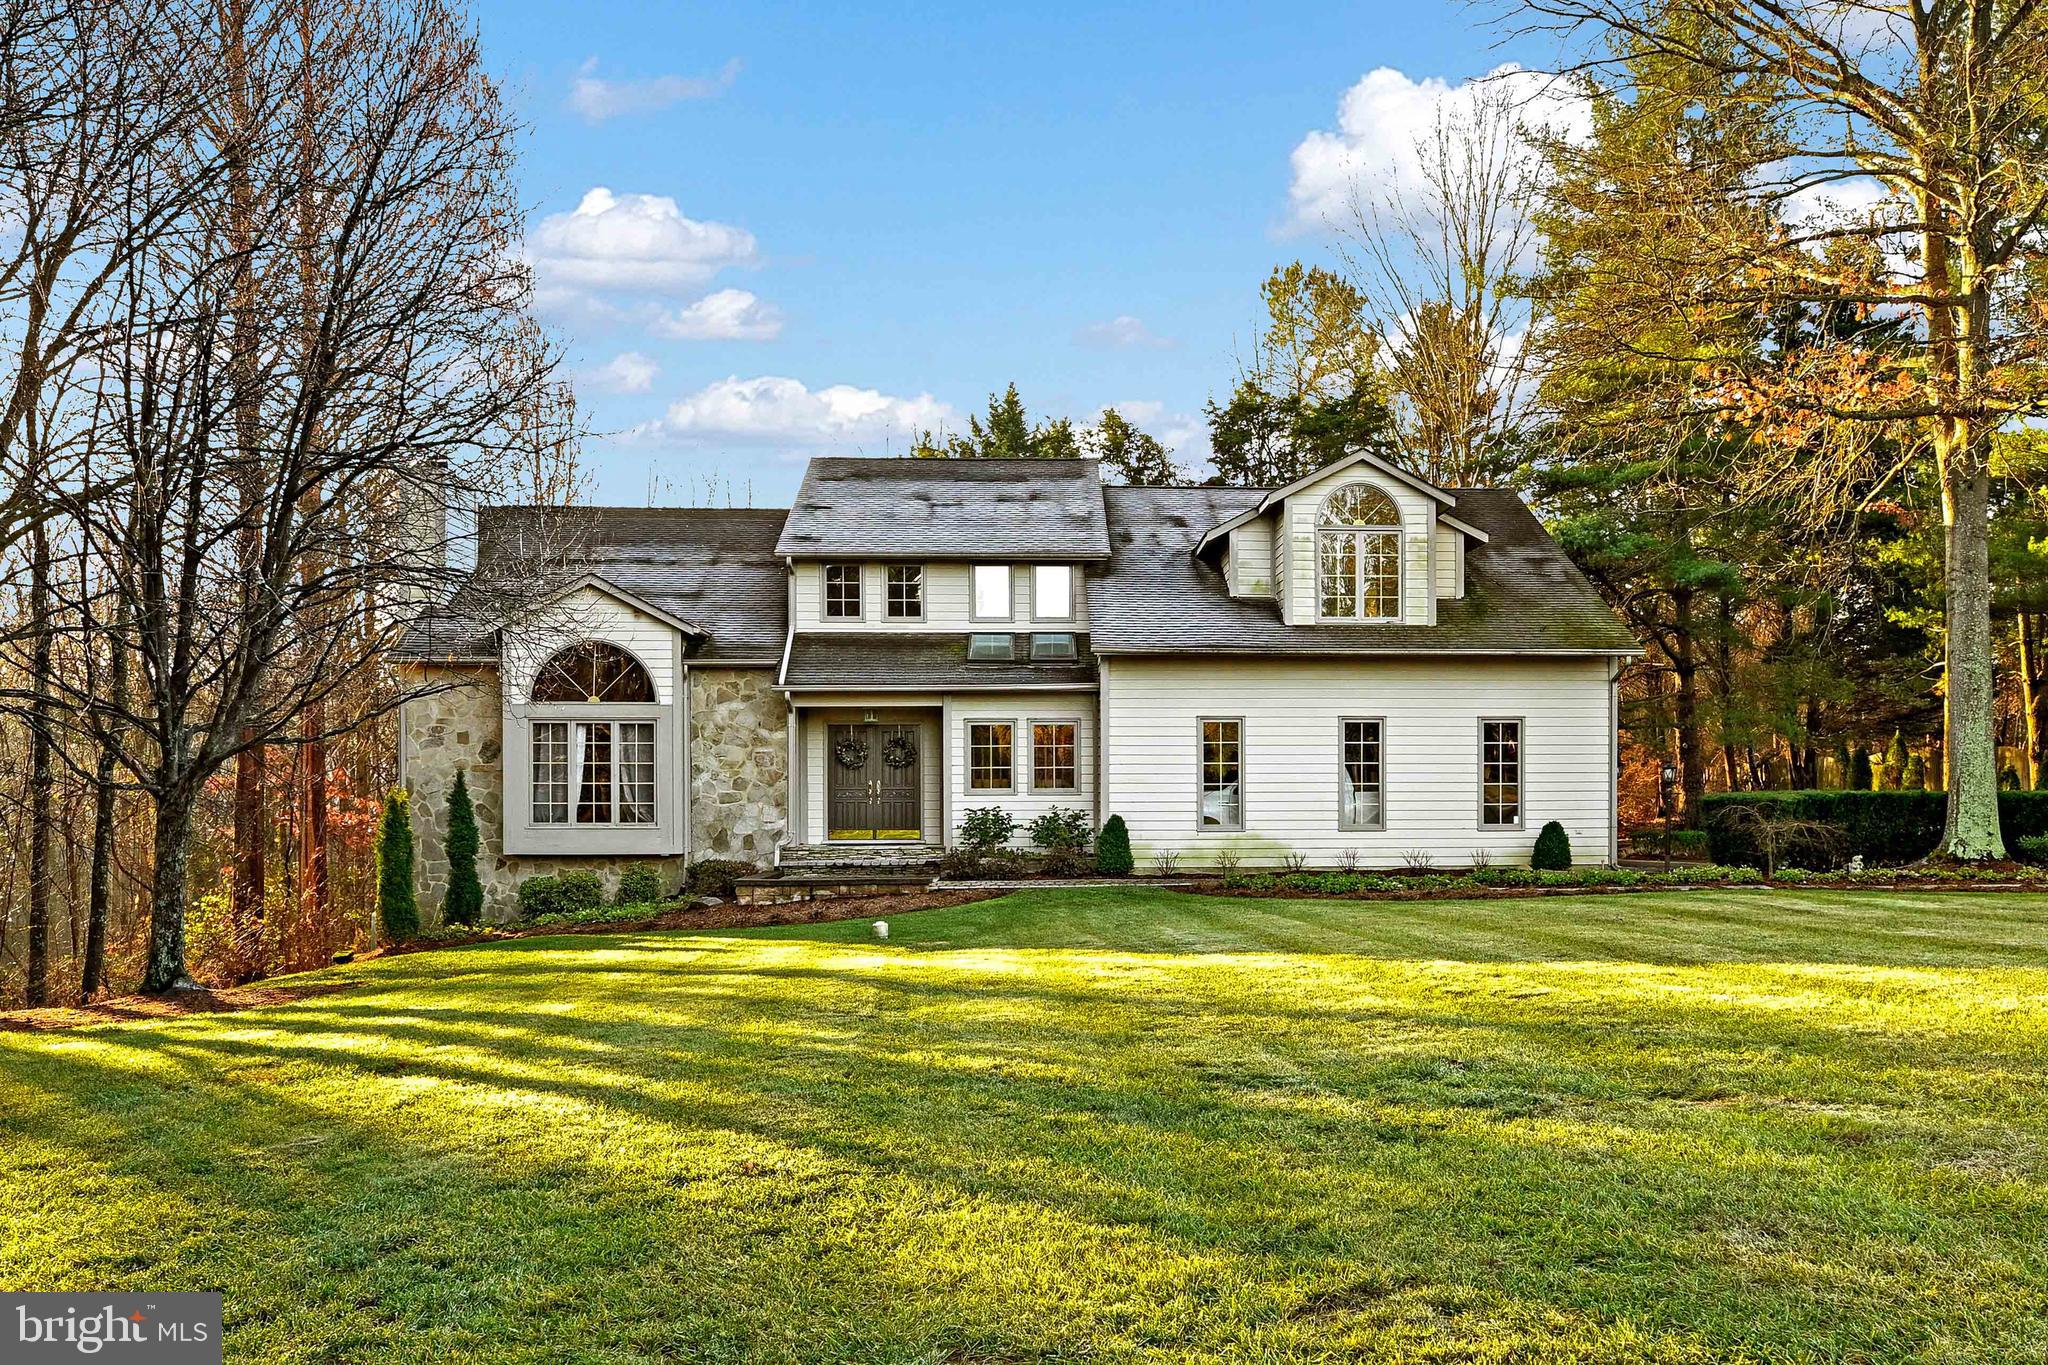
1106,399,1166,424
651,288,785,341
585,351,659,394
1286,64,1589,233
569,57,740,122
1783,175,1895,227
1074,314,1177,350
649,375,957,449
528,188,758,295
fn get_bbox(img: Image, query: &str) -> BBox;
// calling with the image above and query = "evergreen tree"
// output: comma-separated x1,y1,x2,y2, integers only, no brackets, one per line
1903,752,1927,791
1850,746,1874,790
1090,407,1181,486
911,384,1084,459
1883,732,1910,791
444,770,482,926
376,788,418,942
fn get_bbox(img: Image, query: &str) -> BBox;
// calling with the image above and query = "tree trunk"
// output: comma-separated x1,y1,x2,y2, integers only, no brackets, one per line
1940,451,2003,856
141,781,199,993
1671,587,1705,824
2019,612,2041,791
82,610,129,1003
24,522,54,1006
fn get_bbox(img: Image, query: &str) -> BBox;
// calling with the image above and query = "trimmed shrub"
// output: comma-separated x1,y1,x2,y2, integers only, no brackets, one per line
1531,821,1572,871
2015,833,2048,865
376,788,418,942
615,864,667,906
1702,790,2048,868
1095,815,1134,876
1902,752,1927,791
1849,747,1874,790
518,871,605,920
958,807,1018,854
443,770,482,926
1028,806,1091,852
684,858,753,900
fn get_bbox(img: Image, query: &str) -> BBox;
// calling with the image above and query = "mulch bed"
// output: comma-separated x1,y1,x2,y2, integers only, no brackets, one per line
0,889,999,1034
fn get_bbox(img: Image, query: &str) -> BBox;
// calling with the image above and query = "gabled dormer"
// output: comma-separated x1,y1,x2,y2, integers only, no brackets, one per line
1195,451,1489,627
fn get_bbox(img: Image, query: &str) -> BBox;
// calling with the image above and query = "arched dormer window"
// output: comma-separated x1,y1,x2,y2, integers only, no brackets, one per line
1317,483,1402,621
530,641,654,704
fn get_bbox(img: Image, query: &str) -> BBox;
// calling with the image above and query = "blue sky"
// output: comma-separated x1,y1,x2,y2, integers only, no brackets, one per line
484,0,1546,506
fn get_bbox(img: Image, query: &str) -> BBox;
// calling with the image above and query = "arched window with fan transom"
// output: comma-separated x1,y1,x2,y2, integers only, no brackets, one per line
1316,483,1402,621
526,641,657,827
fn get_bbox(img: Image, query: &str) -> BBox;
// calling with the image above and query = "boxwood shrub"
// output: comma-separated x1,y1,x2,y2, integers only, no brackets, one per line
1702,790,2048,868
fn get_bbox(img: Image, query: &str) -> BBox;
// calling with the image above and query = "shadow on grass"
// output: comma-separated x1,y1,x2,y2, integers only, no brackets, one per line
5,900,2048,1362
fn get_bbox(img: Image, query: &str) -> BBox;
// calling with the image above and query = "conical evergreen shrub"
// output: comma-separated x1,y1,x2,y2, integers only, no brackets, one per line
377,788,418,942
1902,752,1926,791
1095,815,1133,876
1531,820,1572,871
1850,746,1874,790
1883,731,1909,790
444,770,482,926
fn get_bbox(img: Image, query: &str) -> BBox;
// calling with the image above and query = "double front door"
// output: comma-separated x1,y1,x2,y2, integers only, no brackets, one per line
827,723,923,840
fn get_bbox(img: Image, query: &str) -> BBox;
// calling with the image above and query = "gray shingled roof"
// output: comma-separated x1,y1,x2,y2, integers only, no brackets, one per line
398,506,789,665
775,457,1112,561
782,632,1098,689
1087,486,1638,656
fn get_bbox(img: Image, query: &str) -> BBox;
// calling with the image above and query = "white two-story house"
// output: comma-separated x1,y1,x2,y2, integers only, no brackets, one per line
396,451,1637,913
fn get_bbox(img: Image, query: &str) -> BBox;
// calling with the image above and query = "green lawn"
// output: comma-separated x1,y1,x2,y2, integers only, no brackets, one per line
5,889,2048,1363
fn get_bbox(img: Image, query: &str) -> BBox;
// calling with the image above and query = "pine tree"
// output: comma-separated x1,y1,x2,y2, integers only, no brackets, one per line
444,770,482,926
1090,408,1181,486
376,788,418,942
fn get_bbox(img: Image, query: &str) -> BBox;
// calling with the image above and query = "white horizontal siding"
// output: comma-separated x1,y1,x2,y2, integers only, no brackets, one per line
791,561,1090,631
1433,524,1464,599
943,691,1096,846
501,586,678,704
1100,656,1614,869
1228,518,1275,597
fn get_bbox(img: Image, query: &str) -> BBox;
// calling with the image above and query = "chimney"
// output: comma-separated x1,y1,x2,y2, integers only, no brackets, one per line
398,454,449,611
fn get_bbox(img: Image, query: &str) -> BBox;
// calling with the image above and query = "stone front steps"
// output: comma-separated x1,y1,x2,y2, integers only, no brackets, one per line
776,843,946,872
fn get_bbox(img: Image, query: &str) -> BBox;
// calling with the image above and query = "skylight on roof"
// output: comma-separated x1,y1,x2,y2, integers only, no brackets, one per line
967,633,1014,661
1030,633,1077,661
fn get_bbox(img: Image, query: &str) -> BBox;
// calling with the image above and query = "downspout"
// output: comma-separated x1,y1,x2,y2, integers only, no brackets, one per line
679,657,691,863
776,557,798,865
1608,657,1622,865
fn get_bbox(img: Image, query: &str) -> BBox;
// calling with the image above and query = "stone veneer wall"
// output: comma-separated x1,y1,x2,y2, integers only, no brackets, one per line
401,663,785,924
688,667,787,862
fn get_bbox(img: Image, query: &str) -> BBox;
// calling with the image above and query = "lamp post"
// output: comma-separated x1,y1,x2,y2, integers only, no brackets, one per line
1659,762,1678,871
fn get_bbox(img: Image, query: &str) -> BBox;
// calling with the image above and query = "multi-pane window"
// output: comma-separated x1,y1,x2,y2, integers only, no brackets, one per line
1340,718,1384,830
886,564,923,619
1030,632,1076,661
1033,722,1077,790
967,633,1014,661
1033,564,1073,620
823,563,862,619
1317,483,1401,620
618,723,655,824
532,721,570,823
1199,718,1242,831
533,719,655,825
968,721,1014,790
972,563,1012,619
1480,719,1523,828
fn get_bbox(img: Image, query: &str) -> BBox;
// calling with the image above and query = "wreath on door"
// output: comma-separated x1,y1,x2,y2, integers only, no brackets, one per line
882,734,918,769
833,736,869,770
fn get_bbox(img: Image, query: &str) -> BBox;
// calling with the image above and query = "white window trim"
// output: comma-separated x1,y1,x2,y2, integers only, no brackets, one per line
1338,715,1386,832
1197,715,1244,834
1026,717,1080,794
1315,482,1403,624
970,563,1014,622
1032,563,1074,622
964,717,1019,794
885,563,925,621
1478,716,1526,831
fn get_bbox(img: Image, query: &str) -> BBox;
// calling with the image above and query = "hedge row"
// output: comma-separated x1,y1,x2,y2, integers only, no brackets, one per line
1702,790,2048,868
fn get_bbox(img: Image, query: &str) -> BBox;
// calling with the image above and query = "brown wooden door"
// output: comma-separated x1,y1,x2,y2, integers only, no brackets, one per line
826,723,923,840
